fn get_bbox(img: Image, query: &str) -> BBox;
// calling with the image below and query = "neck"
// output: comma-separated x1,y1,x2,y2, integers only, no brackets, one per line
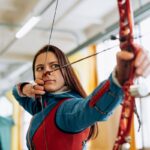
51,86,71,94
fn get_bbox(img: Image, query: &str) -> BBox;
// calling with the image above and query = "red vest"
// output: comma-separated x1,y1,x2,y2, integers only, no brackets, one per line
32,99,90,150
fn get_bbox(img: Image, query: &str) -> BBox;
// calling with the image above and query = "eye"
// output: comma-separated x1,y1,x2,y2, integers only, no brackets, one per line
51,64,60,69
35,66,44,72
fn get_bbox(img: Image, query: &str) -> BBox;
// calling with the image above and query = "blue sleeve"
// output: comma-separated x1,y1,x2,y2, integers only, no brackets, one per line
12,85,42,115
56,74,124,132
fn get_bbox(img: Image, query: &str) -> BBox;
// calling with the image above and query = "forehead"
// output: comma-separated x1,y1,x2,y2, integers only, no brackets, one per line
35,52,58,65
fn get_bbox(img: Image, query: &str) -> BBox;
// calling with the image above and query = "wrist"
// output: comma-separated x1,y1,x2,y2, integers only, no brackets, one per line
112,68,122,87
20,82,29,96
115,65,130,86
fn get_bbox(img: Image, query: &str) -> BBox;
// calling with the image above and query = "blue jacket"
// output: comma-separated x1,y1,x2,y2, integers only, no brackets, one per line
12,74,124,148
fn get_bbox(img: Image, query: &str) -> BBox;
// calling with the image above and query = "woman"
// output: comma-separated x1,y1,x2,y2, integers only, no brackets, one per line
13,45,150,150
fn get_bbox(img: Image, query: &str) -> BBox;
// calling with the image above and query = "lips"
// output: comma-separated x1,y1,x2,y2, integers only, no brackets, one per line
44,80,55,84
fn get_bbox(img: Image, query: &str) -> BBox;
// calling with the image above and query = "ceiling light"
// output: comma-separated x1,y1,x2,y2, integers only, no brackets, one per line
16,16,41,39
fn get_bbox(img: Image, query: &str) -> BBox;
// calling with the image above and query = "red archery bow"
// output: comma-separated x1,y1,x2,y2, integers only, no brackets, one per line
113,0,141,149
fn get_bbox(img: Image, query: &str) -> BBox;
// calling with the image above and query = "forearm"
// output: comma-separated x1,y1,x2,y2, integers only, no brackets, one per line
56,74,124,132
90,72,123,114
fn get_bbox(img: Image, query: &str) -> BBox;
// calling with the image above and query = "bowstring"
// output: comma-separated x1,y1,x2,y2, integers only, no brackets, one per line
44,0,59,67
39,0,59,150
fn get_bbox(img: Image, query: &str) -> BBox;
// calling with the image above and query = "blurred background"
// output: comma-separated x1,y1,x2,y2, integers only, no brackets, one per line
0,0,150,149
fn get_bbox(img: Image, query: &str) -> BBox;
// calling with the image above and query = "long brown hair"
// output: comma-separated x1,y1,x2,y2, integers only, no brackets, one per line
32,44,98,140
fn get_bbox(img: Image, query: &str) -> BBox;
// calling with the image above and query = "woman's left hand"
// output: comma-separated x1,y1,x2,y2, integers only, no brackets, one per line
116,47,150,85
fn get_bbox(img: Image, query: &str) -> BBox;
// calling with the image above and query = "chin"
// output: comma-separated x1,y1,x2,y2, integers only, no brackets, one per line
44,85,57,92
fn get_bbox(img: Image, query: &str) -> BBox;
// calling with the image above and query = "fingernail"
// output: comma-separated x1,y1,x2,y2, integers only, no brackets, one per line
136,68,142,75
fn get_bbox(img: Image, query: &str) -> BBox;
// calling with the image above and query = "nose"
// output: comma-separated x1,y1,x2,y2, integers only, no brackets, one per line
43,65,53,76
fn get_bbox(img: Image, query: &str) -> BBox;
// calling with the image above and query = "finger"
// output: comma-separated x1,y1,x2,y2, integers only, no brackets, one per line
136,61,150,77
135,68,143,76
30,88,36,96
135,50,147,67
26,88,35,97
136,59,150,74
143,65,150,77
33,85,45,94
34,85,44,91
33,89,45,95
35,78,44,85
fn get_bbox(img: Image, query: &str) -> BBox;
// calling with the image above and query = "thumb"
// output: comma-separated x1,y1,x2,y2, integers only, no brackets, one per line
117,51,134,61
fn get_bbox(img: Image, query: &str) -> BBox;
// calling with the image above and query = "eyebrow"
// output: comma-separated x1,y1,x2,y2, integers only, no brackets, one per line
35,61,59,68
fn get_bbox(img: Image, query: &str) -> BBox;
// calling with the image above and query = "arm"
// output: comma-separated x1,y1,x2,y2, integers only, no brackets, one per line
56,73,124,133
12,84,42,115
56,47,150,133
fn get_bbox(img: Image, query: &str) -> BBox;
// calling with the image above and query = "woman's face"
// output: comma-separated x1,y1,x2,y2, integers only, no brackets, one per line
34,52,65,92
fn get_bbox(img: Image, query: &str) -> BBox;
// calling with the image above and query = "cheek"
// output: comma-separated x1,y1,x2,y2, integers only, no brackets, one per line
35,72,42,79
57,72,65,85
60,76,65,85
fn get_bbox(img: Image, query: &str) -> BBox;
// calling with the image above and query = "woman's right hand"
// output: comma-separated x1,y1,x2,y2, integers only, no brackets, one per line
22,79,45,97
